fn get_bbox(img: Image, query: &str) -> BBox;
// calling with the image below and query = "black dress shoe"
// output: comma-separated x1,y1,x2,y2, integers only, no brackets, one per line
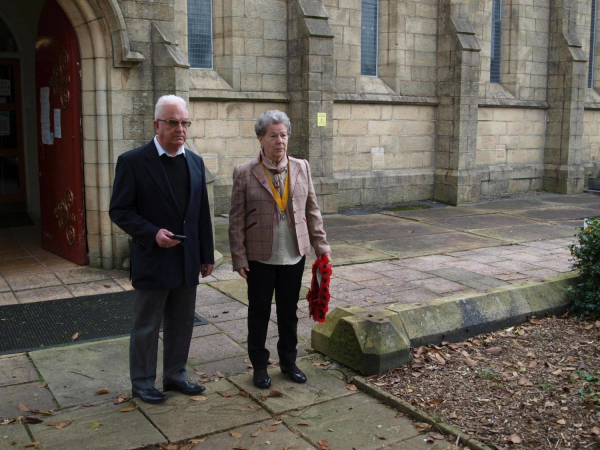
163,379,206,395
253,369,271,389
281,364,307,383
132,387,168,404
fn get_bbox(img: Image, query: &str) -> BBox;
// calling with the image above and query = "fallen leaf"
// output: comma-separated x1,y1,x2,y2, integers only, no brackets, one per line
486,347,503,355
238,391,250,398
508,433,521,444
263,427,277,432
272,420,282,425
24,443,40,448
530,319,543,325
375,434,387,440
448,412,458,419
189,438,206,444
429,433,445,440
590,427,600,436
23,417,44,424
232,447,247,450
194,370,206,376
415,422,432,432
552,369,562,376
545,401,556,408
71,332,79,341
317,439,330,450
48,421,72,429
595,321,600,329
180,443,196,450
190,395,208,402
223,310,230,314
95,389,109,395
215,371,225,378
37,411,53,416
518,377,533,386
247,405,261,410
557,419,566,425
120,406,135,413
267,390,283,398
37,381,47,389
464,356,476,367
229,431,242,438
297,422,310,426
268,358,279,365
90,422,102,430
346,384,358,391
218,391,233,398
17,403,29,412
251,429,262,437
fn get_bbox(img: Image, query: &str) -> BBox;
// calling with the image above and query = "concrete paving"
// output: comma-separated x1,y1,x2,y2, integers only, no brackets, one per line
0,192,597,448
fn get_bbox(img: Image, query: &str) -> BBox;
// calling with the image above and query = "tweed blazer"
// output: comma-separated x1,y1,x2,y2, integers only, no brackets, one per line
229,154,330,270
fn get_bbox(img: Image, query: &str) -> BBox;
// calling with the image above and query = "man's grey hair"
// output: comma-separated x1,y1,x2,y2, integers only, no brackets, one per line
255,110,292,136
154,95,188,120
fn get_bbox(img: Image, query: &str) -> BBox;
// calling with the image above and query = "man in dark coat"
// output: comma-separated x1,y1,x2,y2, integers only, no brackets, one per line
109,95,214,404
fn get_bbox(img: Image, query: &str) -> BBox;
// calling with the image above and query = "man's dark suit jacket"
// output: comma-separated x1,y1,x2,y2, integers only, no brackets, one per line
109,139,214,290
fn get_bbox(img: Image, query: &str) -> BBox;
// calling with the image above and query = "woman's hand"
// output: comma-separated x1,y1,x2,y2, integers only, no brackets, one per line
237,266,249,279
323,252,332,262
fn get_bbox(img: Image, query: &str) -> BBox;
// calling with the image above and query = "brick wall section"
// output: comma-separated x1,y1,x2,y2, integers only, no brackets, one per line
333,103,435,206
189,101,288,214
582,110,600,183
477,107,546,194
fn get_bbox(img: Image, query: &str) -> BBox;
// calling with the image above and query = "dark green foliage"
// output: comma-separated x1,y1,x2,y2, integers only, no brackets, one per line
567,217,600,317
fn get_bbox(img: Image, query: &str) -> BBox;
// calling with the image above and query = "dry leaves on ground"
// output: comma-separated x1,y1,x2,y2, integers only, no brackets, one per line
369,315,600,449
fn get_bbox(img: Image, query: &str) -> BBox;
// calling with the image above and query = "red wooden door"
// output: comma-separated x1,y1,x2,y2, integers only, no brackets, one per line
35,0,87,265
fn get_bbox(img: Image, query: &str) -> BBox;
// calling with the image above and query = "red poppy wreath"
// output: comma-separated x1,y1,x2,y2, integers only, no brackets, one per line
307,254,332,323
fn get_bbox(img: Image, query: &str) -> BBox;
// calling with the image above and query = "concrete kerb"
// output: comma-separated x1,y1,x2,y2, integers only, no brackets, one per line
312,272,580,375
353,377,494,450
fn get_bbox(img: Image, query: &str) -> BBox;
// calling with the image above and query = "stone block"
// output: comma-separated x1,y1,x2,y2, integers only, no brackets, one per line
338,120,368,135
311,307,411,375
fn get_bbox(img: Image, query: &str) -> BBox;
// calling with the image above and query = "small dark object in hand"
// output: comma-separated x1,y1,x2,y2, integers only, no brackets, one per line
169,234,187,241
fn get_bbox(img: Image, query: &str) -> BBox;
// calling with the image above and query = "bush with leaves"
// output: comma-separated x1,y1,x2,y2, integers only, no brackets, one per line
567,217,600,317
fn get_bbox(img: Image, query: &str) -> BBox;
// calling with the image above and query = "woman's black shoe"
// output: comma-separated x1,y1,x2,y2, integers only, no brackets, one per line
253,369,271,389
280,364,307,383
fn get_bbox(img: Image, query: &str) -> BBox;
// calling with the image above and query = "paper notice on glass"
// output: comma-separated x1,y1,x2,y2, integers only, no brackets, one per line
0,79,10,97
0,112,9,136
54,109,62,139
40,87,52,145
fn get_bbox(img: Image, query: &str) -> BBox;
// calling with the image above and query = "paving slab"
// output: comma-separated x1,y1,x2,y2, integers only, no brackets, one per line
5,273,62,291
428,213,540,230
192,419,316,449
385,288,440,304
0,277,9,293
187,333,246,365
327,222,448,242
0,355,39,387
29,403,165,450
328,242,394,264
53,268,112,284
383,206,488,220
469,223,575,243
136,379,270,443
426,267,507,288
214,318,278,344
65,279,124,296
0,382,57,420
14,286,74,303
0,292,17,305
194,355,252,378
365,233,500,257
228,359,357,415
383,434,450,449
282,393,421,450
196,283,239,306
29,338,162,408
509,207,600,221
474,198,548,211
541,194,600,205
0,423,31,449
195,298,248,322
323,213,409,228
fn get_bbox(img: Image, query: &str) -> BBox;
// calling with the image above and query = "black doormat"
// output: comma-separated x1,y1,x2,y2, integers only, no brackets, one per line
0,211,35,228
0,290,207,354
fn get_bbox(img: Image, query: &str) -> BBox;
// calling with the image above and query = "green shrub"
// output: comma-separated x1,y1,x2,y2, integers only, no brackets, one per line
567,217,600,317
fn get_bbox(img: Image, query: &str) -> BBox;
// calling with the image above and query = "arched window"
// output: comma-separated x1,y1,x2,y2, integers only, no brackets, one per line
490,0,502,83
187,0,213,69
589,0,597,88
361,0,378,76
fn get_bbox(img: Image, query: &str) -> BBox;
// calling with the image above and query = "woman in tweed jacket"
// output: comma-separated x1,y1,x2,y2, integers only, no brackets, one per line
229,110,331,389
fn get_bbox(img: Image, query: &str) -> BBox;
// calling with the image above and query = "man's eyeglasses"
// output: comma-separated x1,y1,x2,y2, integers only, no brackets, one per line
157,119,192,129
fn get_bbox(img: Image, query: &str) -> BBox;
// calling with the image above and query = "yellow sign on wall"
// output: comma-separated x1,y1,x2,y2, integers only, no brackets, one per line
317,113,326,127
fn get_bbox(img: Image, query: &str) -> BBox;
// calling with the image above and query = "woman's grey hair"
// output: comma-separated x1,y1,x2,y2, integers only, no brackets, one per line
255,110,292,136
155,95,188,120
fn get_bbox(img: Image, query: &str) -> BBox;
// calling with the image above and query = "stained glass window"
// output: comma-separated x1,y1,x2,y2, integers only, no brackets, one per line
490,0,502,83
188,0,213,69
361,0,378,76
